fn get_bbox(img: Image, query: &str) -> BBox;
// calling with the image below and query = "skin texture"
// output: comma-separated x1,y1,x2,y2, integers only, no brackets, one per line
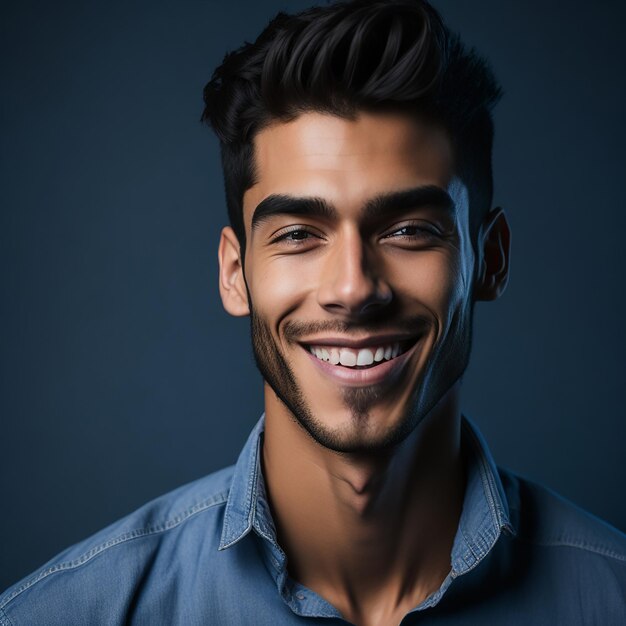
218,111,510,626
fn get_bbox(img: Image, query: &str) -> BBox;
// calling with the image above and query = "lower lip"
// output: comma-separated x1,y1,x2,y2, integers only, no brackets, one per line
303,341,422,387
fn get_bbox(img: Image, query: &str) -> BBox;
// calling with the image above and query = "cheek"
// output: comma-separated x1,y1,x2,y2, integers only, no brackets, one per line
248,257,314,318
395,251,465,311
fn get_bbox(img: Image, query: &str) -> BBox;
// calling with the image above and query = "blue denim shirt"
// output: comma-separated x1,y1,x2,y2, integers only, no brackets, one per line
2,415,626,625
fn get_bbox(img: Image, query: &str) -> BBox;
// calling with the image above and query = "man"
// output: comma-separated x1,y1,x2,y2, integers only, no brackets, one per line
2,0,625,624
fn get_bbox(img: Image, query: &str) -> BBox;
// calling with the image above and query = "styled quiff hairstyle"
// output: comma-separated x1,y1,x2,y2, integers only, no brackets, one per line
202,0,502,250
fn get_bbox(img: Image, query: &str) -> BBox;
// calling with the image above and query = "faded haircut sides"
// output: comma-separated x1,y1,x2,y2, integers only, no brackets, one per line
201,0,502,253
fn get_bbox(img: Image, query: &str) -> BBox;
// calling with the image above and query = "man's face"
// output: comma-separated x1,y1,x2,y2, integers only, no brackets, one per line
234,111,479,453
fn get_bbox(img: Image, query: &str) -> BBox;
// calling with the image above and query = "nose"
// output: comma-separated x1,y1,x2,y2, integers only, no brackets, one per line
317,230,392,317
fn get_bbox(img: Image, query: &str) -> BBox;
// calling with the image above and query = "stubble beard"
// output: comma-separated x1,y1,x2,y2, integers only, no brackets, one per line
248,303,474,454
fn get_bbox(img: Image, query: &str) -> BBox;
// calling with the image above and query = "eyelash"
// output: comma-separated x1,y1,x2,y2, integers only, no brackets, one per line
382,222,441,241
270,226,321,244
269,222,442,246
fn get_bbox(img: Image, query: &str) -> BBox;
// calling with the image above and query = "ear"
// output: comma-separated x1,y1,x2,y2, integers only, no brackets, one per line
474,207,511,301
218,226,250,316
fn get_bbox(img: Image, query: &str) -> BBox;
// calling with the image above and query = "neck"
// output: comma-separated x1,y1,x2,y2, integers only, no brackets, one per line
262,383,466,624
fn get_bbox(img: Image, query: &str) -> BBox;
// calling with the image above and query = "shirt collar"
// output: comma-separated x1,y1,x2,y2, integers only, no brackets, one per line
219,413,516,568
218,415,266,550
450,415,516,576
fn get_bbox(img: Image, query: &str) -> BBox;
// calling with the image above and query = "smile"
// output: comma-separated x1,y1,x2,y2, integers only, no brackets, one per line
301,336,422,386
306,341,413,369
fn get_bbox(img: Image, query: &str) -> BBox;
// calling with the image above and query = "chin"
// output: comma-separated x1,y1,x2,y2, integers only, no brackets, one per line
290,395,420,454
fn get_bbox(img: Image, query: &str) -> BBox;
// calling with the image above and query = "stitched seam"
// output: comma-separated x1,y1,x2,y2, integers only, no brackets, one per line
454,508,482,574
220,424,264,547
0,606,15,626
514,534,626,562
464,422,503,530
0,490,229,610
219,437,260,549
459,525,480,564
247,434,260,530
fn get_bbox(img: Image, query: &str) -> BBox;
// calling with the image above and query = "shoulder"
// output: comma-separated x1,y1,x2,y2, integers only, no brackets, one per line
495,468,626,621
0,465,235,624
499,466,626,562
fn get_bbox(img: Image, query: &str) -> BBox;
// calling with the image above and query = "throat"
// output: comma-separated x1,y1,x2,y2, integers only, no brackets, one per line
261,382,466,620
329,467,398,519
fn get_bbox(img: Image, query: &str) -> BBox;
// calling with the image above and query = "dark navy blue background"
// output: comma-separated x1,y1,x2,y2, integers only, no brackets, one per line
1,1,625,591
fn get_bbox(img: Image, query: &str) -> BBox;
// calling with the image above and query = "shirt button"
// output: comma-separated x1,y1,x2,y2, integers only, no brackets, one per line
296,593,305,600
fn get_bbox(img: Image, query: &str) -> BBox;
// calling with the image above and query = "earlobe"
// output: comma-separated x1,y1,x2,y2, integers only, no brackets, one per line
218,226,250,316
474,207,511,302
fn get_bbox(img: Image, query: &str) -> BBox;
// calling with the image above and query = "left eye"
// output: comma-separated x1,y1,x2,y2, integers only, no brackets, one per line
392,226,419,236
384,224,437,238
283,230,312,241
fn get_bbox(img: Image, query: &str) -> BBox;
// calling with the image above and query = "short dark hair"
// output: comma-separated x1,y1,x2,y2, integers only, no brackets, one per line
201,0,502,250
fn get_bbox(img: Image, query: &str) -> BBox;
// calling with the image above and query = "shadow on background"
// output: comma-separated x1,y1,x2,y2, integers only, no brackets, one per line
1,0,625,591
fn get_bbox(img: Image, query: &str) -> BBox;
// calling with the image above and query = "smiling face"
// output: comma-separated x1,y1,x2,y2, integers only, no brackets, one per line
218,111,508,453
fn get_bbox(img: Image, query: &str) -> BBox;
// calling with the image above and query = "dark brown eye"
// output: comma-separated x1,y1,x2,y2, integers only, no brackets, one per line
396,226,418,236
270,227,322,246
287,230,311,240
384,223,438,239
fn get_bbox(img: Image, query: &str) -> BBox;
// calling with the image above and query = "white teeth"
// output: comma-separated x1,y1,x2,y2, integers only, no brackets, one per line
339,349,357,367
309,342,407,368
356,348,374,366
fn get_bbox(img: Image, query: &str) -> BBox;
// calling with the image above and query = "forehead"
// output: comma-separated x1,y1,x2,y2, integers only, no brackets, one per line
243,111,455,223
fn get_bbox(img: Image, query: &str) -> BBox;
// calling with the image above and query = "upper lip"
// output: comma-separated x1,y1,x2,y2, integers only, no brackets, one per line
298,333,421,349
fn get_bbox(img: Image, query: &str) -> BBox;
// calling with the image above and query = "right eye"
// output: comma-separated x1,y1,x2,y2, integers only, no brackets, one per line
270,225,323,245
276,229,313,242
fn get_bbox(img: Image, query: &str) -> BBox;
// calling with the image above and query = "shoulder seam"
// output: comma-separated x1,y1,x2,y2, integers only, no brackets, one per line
0,489,229,611
514,534,626,563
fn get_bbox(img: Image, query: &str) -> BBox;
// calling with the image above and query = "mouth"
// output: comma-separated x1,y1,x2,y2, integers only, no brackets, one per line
304,338,417,369
300,336,423,386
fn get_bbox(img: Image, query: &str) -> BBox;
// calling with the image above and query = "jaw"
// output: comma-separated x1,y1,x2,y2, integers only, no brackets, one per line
252,299,471,454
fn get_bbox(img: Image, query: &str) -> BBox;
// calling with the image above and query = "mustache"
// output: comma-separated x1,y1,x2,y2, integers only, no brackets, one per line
282,316,431,342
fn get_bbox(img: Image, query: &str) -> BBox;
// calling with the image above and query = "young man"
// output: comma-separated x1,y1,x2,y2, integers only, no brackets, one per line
2,1,625,624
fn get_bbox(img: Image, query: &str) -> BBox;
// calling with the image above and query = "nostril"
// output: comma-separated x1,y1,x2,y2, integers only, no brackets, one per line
359,289,393,315
361,298,388,313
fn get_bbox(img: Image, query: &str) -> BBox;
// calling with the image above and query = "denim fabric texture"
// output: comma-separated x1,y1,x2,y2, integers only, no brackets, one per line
2,415,625,625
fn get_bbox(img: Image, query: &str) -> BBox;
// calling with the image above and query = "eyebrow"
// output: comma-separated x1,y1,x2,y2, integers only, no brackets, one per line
250,185,454,231
251,195,336,230
362,185,454,221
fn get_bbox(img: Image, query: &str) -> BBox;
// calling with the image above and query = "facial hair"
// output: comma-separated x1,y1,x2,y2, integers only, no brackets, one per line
248,302,474,454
